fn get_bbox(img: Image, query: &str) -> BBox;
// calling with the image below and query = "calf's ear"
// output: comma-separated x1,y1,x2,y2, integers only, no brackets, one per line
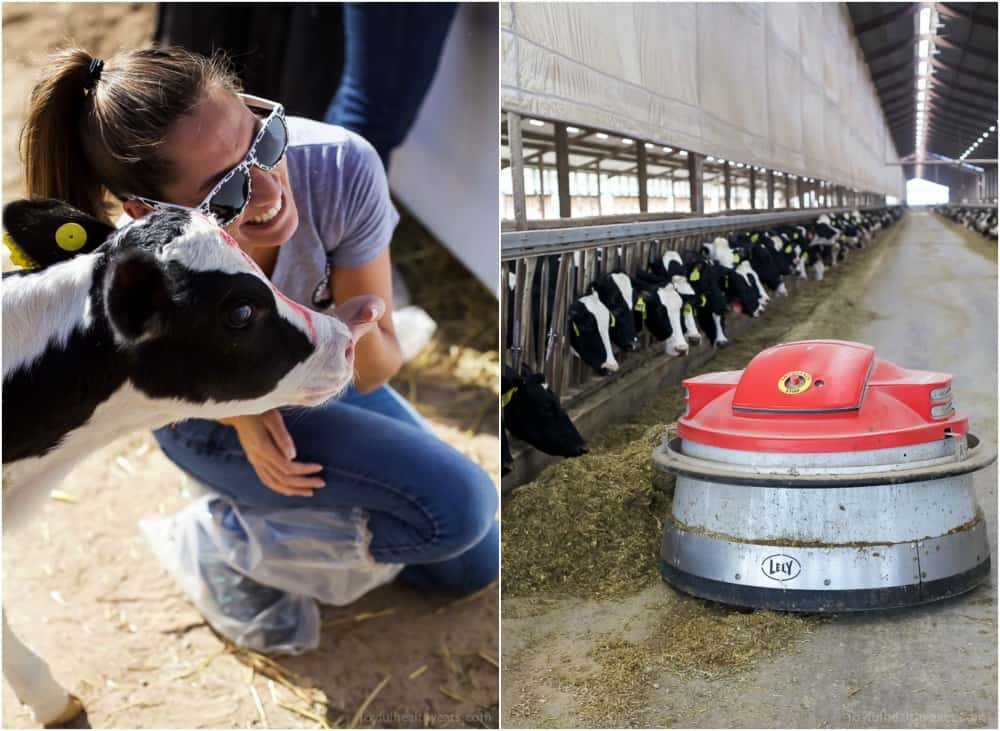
3,198,115,269
106,251,170,342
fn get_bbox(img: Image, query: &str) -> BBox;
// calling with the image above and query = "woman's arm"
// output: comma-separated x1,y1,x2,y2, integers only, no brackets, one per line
331,247,402,393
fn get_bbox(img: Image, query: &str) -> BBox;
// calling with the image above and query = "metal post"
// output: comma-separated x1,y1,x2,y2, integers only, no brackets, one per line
507,111,527,230
688,152,704,215
766,170,775,210
637,141,648,213
554,122,571,219
538,162,546,219
596,160,602,216
749,167,757,211
723,161,732,211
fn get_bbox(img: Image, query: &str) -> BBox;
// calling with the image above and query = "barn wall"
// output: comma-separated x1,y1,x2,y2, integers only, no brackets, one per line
502,2,907,199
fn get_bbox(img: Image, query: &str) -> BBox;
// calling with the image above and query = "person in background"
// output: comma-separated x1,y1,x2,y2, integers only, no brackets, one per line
154,2,458,169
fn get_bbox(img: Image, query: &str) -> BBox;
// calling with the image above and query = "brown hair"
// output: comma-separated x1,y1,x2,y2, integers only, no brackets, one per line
19,45,242,224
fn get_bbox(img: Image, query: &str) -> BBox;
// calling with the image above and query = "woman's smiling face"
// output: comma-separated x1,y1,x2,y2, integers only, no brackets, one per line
157,87,298,249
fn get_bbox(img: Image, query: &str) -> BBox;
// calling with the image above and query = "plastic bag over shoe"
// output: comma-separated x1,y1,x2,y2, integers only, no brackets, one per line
140,495,403,654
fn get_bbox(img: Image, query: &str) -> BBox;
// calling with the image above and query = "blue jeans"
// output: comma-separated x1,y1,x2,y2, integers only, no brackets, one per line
153,384,498,595
325,2,458,168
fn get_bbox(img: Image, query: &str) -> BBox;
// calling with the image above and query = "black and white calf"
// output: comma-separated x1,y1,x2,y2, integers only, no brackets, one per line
592,271,639,352
685,254,730,348
651,251,701,344
569,290,618,374
703,237,767,317
2,199,382,727
502,366,586,459
633,271,691,357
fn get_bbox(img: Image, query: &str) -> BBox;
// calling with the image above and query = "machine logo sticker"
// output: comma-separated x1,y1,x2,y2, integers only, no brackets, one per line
778,370,812,395
761,554,802,582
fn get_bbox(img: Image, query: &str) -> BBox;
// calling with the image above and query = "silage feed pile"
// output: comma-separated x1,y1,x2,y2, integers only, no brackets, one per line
501,422,676,599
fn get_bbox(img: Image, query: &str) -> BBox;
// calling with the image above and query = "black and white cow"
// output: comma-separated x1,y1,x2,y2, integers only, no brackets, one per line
633,271,690,356
592,271,639,352
703,237,767,317
569,290,618,374
812,214,843,267
684,252,730,348
651,251,701,344
2,199,382,727
501,366,586,458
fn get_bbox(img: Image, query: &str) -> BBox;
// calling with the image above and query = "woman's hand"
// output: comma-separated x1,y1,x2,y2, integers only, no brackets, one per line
219,410,325,497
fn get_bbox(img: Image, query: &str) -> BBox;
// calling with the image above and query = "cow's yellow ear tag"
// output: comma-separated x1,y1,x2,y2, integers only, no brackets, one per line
55,222,87,252
689,268,701,282
501,387,518,408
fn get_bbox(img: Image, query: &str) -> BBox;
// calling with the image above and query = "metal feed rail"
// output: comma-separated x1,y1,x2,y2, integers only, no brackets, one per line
501,206,887,404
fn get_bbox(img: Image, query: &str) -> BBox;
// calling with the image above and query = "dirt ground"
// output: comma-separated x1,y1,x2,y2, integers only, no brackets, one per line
502,213,997,728
3,4,498,728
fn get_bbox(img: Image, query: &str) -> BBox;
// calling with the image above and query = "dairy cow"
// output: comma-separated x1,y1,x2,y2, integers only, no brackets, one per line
569,290,618,374
501,366,587,458
650,251,701,343
592,271,639,352
2,199,382,727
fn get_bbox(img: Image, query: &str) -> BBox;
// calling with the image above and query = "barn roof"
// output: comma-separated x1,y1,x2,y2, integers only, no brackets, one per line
848,2,998,166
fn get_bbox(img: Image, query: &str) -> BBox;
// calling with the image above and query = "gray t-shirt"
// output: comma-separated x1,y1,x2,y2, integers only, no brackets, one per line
271,116,399,310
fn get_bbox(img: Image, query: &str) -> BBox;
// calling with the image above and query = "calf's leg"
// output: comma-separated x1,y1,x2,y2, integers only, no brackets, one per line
3,611,83,726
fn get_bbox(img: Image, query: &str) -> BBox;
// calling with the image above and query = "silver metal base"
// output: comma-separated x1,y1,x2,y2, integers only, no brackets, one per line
660,516,990,611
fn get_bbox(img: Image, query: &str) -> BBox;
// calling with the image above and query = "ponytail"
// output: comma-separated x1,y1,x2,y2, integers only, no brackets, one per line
20,49,109,222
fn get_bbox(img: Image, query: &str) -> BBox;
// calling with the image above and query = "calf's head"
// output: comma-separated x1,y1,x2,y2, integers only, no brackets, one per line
4,200,377,424
502,369,587,458
569,292,618,374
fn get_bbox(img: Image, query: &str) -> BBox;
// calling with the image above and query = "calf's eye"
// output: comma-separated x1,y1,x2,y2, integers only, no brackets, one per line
226,303,256,328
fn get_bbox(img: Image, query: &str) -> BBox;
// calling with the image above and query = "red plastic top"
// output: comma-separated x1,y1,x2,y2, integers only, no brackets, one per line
679,340,967,452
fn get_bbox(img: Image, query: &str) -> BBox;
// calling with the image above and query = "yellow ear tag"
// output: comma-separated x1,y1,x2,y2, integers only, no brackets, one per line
732,253,740,264
3,231,40,269
750,233,759,243
793,232,800,239
572,322,581,337
501,386,518,408
689,268,701,282
699,293,707,307
634,297,647,320
784,245,793,254
55,222,87,252
609,312,616,328
683,303,692,316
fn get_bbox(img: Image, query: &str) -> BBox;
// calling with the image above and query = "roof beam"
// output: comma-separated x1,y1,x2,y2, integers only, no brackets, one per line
875,74,916,97
930,75,1000,103
930,56,998,85
926,87,999,119
935,3,998,29
854,4,919,34
867,37,916,62
933,33,998,63
927,100,998,127
871,58,914,82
